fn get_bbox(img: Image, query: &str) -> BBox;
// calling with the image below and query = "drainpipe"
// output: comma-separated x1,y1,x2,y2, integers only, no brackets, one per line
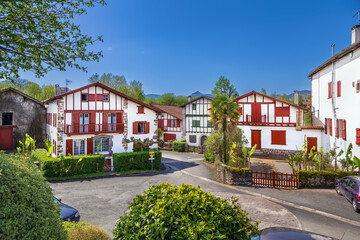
331,44,338,151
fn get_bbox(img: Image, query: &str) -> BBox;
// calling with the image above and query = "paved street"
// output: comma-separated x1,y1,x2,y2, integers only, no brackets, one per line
50,151,360,239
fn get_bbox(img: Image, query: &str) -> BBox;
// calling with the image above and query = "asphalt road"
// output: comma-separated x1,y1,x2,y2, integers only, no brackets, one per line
49,151,360,239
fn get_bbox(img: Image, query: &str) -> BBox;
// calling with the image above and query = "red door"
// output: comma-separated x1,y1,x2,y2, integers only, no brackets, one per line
252,103,261,123
307,137,317,153
251,130,261,149
0,127,13,150
164,134,176,142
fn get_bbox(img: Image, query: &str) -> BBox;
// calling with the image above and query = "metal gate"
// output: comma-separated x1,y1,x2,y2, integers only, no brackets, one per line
251,171,298,189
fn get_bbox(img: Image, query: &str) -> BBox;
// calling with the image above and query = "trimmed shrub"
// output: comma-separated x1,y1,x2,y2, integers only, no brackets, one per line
298,170,357,188
113,151,162,172
0,153,67,240
32,149,105,178
204,152,215,163
68,224,110,240
173,140,186,152
63,221,90,233
113,183,259,239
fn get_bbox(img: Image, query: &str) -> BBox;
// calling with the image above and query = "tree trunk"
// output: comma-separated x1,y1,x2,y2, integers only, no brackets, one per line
222,120,227,164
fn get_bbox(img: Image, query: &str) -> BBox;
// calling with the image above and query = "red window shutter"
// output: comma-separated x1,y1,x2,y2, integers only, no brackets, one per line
329,118,333,136
271,130,286,145
283,107,290,117
87,138,93,154
133,122,138,134
116,112,123,123
66,139,73,156
88,94,95,101
177,120,180,127
137,106,144,114
275,107,282,116
167,119,171,127
237,107,243,115
356,128,360,145
145,122,150,134
324,118,327,134
102,112,107,132
342,120,346,140
335,120,339,138
328,82,332,98
97,94,103,101
337,81,341,97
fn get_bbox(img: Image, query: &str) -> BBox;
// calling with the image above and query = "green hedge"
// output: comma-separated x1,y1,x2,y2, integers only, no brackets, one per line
204,152,215,163
32,149,105,178
173,140,186,152
298,170,357,188
113,151,162,172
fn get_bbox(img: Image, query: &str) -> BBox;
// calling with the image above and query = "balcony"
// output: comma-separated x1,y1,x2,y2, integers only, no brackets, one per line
245,114,266,123
238,114,296,127
65,123,124,135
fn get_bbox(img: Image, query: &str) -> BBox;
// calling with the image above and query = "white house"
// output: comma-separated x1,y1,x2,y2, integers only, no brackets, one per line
308,25,360,158
236,91,323,156
181,96,214,147
44,82,159,166
151,104,183,142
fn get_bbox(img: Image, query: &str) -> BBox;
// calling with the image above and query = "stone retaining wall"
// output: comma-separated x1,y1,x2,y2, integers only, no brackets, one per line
215,163,251,185
261,148,297,157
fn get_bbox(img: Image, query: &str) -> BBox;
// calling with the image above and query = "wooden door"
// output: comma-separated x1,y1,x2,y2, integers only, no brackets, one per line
251,103,261,123
251,130,261,149
0,127,13,149
307,137,317,153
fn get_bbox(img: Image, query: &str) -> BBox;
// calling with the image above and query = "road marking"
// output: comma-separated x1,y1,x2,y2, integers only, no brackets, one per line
177,167,360,228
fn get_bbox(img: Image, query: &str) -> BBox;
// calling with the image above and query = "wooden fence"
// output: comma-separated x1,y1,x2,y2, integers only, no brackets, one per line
251,171,298,189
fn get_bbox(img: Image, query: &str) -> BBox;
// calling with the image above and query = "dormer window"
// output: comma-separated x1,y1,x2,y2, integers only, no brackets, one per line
103,94,109,101
81,94,88,101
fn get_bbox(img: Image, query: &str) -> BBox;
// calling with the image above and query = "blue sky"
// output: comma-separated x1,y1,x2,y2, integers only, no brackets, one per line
20,0,360,96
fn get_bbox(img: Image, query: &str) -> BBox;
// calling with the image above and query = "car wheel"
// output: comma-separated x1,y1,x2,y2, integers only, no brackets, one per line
335,184,342,195
352,199,360,213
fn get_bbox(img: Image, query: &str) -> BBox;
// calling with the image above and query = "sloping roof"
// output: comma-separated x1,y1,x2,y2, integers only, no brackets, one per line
308,40,360,78
0,87,44,106
44,82,159,112
151,104,183,120
180,96,214,107
236,91,308,111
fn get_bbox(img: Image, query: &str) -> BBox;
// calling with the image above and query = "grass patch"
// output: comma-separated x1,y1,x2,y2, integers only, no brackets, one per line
116,169,160,175
45,172,107,180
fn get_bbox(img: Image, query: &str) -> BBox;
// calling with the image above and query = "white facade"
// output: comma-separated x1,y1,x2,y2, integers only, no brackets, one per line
182,97,213,147
45,83,158,158
158,113,182,141
310,41,360,158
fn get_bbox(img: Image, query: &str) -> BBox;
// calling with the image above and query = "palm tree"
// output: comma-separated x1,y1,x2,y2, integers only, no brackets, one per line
210,77,240,164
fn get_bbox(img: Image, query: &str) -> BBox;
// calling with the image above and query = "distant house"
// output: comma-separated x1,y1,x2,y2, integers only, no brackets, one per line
44,82,159,170
308,24,360,158
151,104,182,142
236,91,322,156
0,87,46,150
181,96,214,147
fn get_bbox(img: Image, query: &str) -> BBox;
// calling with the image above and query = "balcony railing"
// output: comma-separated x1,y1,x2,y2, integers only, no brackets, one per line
245,114,266,123
66,123,124,135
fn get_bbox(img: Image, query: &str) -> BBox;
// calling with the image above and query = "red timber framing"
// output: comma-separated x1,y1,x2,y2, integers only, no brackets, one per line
235,91,307,127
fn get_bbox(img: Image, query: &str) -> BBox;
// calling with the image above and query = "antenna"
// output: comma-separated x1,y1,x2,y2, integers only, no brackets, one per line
354,10,360,25
65,79,72,93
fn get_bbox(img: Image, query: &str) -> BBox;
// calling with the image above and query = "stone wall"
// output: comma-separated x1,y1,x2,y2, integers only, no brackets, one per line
215,163,252,186
261,148,297,157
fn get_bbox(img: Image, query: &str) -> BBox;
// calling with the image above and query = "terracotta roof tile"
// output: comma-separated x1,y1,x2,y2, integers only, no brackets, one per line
151,104,183,120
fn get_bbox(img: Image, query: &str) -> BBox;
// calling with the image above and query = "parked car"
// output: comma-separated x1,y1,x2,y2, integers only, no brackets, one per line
335,176,360,213
54,197,80,222
251,227,336,240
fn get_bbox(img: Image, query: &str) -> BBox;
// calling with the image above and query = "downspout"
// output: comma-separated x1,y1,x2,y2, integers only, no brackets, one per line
331,44,338,151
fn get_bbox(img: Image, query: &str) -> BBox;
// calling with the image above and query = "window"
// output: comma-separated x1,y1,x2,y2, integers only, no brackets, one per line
2,112,13,125
169,119,177,127
328,82,332,98
81,94,88,101
207,120,213,128
189,135,197,143
47,113,52,125
108,113,116,131
336,119,342,138
137,106,144,114
94,138,109,152
73,139,86,155
192,120,200,127
103,94,109,101
337,81,341,97
275,107,290,117
271,130,286,145
53,113,57,127
80,113,89,133
356,128,360,145
192,104,196,110
138,122,145,133
325,118,332,136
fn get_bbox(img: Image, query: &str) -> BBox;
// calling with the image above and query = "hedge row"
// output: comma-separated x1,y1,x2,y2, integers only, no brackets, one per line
32,149,105,178
113,151,162,172
297,170,357,188
173,140,186,152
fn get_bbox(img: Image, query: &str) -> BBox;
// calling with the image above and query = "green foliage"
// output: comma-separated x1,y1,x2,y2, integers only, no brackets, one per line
32,149,105,177
0,153,67,240
0,0,105,80
113,183,259,239
63,221,90,233
45,138,54,157
17,133,36,154
204,152,215,163
298,170,356,188
260,88,267,95
241,143,256,168
173,140,186,152
113,151,162,172
68,224,110,240
125,137,158,152
96,139,102,154
144,93,188,106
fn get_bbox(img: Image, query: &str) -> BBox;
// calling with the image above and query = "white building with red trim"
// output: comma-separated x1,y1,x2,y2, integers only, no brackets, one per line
308,25,360,158
236,91,322,156
44,82,159,163
151,104,182,142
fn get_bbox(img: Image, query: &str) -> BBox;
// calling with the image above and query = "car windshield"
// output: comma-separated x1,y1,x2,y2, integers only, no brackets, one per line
53,198,61,206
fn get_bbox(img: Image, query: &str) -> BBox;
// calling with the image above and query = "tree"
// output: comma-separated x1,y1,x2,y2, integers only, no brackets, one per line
129,80,145,101
0,0,105,80
260,88,267,95
210,76,240,164
25,82,42,100
277,94,290,102
41,85,56,100
158,93,177,105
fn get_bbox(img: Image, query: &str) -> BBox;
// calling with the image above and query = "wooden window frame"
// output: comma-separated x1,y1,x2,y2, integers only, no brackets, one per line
137,106,145,114
192,104,196,110
81,93,88,102
275,106,290,117
271,130,286,145
103,94,109,102
189,135,197,143
2,112,13,126
133,121,150,134
192,120,200,127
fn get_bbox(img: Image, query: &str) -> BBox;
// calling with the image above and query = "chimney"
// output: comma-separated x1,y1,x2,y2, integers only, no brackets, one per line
55,84,60,96
188,96,192,102
294,91,299,105
351,25,360,44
